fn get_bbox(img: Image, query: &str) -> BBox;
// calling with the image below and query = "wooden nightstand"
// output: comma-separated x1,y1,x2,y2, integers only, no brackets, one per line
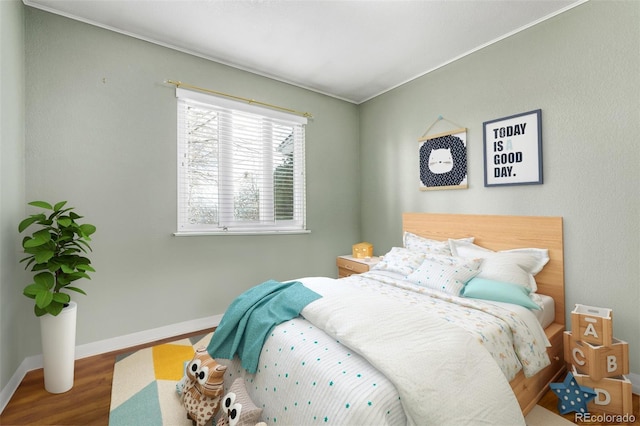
336,255,380,278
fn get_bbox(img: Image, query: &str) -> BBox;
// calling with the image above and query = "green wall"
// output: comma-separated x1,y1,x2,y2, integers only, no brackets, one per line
2,0,639,398
20,7,360,356
0,0,27,394
359,1,640,373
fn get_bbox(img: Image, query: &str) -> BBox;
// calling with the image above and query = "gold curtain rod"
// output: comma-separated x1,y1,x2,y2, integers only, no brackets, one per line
166,80,312,119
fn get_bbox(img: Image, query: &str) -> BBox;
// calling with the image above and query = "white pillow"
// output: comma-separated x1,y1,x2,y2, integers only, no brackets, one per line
403,232,473,256
449,240,549,293
372,247,425,276
406,254,482,296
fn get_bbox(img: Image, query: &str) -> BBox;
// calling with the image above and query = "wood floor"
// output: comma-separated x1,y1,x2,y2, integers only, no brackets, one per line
538,385,639,425
1,329,638,425
0,328,215,426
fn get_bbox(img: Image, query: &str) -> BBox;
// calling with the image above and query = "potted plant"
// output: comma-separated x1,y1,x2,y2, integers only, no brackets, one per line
19,200,96,393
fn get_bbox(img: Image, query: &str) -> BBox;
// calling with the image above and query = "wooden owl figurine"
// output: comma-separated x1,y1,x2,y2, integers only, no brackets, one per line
181,347,227,426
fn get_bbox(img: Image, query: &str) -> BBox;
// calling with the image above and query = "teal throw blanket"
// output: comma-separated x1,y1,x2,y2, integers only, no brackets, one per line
207,279,322,373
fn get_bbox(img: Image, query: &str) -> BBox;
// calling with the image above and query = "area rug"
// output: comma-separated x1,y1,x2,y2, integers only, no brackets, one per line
108,332,213,426
526,405,576,426
109,332,572,426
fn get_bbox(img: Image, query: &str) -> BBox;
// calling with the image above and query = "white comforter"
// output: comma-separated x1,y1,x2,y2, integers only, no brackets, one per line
217,273,550,425
300,276,525,426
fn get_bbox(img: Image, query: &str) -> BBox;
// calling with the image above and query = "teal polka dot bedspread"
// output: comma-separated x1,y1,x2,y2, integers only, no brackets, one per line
220,317,405,425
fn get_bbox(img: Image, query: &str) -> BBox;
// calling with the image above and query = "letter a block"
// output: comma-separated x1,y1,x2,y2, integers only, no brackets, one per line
564,332,629,381
572,367,632,416
571,304,613,346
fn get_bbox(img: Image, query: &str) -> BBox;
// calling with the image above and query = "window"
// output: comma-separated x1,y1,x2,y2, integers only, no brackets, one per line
175,88,307,235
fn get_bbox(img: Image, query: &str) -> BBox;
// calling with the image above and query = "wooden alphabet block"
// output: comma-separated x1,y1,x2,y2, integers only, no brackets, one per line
571,304,613,347
564,332,629,381
572,367,633,416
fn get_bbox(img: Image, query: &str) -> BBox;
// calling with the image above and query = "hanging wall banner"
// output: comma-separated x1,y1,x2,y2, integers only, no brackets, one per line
483,109,543,187
418,128,468,191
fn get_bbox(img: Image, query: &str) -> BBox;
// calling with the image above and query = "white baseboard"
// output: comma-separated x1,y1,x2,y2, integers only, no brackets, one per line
0,314,222,415
0,357,40,416
74,314,222,360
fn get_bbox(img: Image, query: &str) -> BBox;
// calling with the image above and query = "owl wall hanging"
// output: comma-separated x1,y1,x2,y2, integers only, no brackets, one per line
418,124,468,191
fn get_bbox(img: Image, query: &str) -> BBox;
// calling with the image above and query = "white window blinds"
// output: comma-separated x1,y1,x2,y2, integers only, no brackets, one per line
176,88,307,234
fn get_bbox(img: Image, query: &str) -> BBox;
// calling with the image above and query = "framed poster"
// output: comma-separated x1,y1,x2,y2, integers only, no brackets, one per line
483,109,543,187
418,128,467,191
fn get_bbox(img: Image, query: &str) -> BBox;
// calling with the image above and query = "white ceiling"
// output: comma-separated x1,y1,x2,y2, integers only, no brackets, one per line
24,0,585,104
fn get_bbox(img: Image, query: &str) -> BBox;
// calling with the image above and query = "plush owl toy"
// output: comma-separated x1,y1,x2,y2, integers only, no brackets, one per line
216,378,266,426
180,348,227,426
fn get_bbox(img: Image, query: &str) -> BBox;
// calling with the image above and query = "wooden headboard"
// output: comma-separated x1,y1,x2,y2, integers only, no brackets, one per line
403,213,565,326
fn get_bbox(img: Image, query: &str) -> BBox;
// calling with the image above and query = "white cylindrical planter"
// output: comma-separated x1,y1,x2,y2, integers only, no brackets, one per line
39,301,77,393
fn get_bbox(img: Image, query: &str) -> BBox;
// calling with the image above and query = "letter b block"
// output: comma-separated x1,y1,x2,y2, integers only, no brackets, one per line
564,332,629,381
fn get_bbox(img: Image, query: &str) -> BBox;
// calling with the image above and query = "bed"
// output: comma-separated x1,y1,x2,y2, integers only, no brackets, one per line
211,213,566,425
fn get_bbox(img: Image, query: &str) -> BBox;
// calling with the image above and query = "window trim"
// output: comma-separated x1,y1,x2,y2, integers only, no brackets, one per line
173,229,311,237
174,88,308,236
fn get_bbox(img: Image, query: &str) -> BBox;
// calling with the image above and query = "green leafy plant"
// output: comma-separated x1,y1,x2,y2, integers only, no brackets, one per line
19,201,96,317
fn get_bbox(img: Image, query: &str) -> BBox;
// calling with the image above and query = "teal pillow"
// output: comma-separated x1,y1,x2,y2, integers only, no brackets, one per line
462,278,540,310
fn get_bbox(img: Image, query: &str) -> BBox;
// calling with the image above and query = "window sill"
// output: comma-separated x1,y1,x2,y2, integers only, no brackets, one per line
173,229,311,237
